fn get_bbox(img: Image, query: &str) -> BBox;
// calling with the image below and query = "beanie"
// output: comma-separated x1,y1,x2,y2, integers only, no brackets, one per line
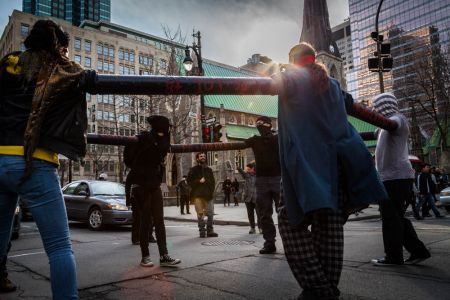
373,92,399,118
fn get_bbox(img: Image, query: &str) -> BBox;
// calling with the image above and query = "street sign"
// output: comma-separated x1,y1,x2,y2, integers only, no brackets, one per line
188,111,197,118
205,117,216,125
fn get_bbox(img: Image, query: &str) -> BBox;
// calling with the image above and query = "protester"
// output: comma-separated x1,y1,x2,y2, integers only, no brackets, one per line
232,178,240,206
188,152,218,238
371,92,431,266
177,175,191,214
275,42,387,300
0,20,86,299
244,116,281,254
222,177,232,207
417,164,443,218
123,115,180,267
237,163,261,234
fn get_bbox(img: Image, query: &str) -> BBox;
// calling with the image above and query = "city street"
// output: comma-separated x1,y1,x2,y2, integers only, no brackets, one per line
2,211,450,300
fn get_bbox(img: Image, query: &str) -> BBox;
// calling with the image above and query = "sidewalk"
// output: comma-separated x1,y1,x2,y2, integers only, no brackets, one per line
164,203,382,226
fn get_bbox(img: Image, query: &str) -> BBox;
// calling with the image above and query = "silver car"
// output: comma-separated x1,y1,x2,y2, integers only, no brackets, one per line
439,187,450,213
62,180,132,230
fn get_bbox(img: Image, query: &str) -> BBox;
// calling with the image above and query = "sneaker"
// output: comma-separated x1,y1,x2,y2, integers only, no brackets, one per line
207,231,218,237
160,254,181,266
405,252,431,265
371,257,404,266
199,231,206,238
181,212,185,215
0,277,17,293
132,241,140,245
249,228,256,234
140,256,154,267
259,245,276,254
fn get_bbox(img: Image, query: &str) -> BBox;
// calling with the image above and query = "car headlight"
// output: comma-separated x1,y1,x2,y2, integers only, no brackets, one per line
106,203,129,211
441,191,450,196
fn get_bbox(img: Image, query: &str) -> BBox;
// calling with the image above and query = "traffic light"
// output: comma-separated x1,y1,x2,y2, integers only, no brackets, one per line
368,32,393,73
202,126,210,143
213,124,223,142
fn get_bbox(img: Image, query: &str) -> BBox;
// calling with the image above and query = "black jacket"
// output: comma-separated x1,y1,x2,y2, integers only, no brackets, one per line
246,134,281,177
188,164,215,200
417,173,436,195
0,51,87,161
124,130,169,190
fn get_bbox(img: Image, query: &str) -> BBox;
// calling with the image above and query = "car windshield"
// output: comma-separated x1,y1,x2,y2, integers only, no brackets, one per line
90,182,125,196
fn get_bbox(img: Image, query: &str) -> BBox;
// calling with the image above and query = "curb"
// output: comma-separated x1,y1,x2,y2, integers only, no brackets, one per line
164,213,382,226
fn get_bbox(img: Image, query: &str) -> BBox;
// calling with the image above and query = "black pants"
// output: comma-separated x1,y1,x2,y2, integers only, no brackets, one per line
404,192,420,219
256,176,280,248
0,241,11,279
180,195,190,214
133,186,167,257
224,193,231,206
131,202,154,244
380,179,429,262
245,202,260,229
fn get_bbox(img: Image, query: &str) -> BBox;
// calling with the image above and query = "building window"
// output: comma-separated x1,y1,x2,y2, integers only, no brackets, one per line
20,43,26,51
74,38,81,50
130,51,135,62
85,57,91,68
97,43,103,55
97,60,103,71
74,55,81,64
85,40,91,52
109,63,114,73
159,59,167,69
119,48,124,60
108,47,114,57
20,24,29,37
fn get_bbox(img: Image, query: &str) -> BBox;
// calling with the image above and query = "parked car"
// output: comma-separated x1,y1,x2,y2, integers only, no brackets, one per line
439,187,450,212
11,205,21,240
62,180,132,230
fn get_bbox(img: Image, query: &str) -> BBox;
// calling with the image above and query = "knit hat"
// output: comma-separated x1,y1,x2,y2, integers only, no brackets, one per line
373,93,399,118
146,115,171,131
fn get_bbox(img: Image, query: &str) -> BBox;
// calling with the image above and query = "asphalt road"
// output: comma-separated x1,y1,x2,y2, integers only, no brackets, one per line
2,215,450,300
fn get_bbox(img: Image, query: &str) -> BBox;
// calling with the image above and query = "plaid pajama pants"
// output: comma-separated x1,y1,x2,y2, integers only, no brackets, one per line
278,183,347,299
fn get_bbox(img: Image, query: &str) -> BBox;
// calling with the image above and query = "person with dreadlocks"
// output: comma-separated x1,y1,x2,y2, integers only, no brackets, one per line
0,20,86,299
275,42,387,300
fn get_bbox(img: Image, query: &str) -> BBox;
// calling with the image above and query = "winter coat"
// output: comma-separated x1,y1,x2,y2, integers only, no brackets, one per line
187,164,215,201
276,68,388,225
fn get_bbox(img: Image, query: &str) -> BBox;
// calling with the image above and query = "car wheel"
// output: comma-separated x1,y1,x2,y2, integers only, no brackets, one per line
445,206,450,213
88,207,104,231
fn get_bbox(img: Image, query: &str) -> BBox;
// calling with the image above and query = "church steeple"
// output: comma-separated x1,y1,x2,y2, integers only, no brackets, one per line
300,0,340,58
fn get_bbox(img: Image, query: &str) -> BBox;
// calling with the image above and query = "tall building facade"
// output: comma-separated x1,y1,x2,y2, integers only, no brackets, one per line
348,0,450,158
332,19,354,76
22,0,111,26
299,0,345,88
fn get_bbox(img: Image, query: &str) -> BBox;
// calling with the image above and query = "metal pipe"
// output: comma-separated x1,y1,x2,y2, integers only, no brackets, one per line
83,72,397,131
375,0,385,93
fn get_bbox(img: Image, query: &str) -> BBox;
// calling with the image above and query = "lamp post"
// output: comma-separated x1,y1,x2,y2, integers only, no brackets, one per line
368,0,393,94
183,31,207,144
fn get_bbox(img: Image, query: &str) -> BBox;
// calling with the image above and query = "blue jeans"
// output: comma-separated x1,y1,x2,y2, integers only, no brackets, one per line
0,155,78,299
416,193,441,217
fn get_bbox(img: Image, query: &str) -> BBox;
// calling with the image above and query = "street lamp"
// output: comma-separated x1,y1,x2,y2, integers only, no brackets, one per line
368,0,393,93
183,31,207,144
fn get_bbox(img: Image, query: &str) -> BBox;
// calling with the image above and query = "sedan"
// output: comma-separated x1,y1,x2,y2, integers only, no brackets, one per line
439,187,450,212
62,180,132,230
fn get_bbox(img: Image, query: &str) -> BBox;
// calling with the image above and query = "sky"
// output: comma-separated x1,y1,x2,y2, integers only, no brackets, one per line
0,0,349,67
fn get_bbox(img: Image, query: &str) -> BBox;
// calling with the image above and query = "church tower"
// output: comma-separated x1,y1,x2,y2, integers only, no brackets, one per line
296,0,346,89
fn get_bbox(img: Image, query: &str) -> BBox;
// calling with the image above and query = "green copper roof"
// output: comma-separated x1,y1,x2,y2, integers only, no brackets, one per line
203,61,278,118
348,116,377,147
226,124,260,140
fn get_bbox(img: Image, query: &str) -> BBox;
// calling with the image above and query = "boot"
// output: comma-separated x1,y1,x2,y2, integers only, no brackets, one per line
0,277,17,293
207,231,218,237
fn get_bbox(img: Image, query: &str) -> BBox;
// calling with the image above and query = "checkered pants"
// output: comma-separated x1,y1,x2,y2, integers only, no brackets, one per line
278,183,346,299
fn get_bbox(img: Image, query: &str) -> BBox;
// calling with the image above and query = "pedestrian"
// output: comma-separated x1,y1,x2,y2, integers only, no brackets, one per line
275,42,387,300
416,164,444,218
222,177,232,206
0,20,87,299
187,152,218,238
123,115,181,267
232,178,240,206
371,92,431,266
177,175,191,214
244,116,281,254
98,173,108,181
237,163,261,234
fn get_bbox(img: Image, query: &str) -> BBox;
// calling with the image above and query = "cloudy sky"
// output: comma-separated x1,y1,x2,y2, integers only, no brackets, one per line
0,0,349,67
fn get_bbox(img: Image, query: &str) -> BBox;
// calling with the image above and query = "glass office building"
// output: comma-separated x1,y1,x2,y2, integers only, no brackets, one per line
348,0,449,103
23,0,110,26
348,0,450,155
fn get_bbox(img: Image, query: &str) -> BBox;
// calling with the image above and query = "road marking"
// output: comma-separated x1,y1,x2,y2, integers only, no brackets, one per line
9,251,45,258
